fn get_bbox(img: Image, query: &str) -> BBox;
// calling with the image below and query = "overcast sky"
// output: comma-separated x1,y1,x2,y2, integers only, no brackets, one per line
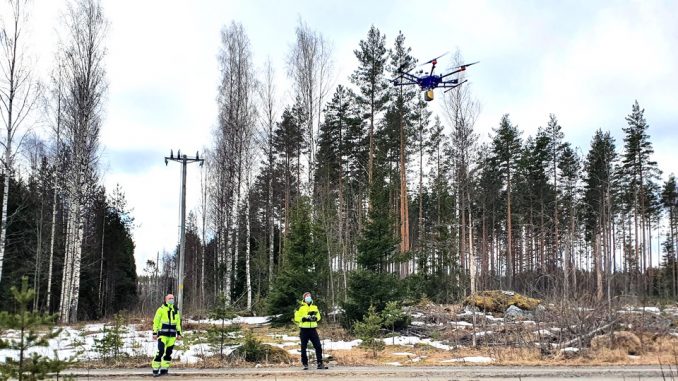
18,0,678,274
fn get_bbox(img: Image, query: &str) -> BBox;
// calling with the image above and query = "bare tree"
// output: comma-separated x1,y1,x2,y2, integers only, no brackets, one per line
258,58,278,290
58,0,107,323
0,0,41,283
212,21,257,305
286,18,333,190
443,50,480,293
45,59,65,313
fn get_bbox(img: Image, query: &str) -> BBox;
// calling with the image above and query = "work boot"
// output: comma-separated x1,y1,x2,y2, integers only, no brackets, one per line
302,364,309,370
317,363,328,369
160,368,168,376
152,369,160,377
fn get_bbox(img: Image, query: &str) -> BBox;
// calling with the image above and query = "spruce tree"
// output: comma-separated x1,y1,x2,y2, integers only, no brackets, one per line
343,158,401,326
353,305,384,358
267,197,325,325
0,276,74,380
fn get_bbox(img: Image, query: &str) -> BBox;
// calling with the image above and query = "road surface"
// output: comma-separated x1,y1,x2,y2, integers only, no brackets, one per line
64,365,675,380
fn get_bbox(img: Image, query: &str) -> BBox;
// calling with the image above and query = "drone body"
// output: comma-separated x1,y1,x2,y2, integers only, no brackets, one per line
394,54,478,101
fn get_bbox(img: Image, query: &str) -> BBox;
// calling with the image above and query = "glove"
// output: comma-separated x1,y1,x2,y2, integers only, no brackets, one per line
301,317,310,322
309,316,317,322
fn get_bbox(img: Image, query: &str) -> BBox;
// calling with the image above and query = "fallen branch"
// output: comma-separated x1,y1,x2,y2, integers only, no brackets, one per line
556,318,619,349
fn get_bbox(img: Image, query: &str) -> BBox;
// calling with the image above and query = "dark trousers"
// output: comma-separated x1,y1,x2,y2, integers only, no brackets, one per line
300,328,323,366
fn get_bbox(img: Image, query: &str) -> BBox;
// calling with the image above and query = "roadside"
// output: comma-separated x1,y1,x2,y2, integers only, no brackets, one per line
64,365,673,380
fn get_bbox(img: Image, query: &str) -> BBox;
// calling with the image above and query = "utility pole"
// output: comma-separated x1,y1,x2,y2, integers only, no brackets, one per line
165,150,204,312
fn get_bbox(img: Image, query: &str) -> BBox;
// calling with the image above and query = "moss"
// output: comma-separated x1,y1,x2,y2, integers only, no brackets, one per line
463,290,541,313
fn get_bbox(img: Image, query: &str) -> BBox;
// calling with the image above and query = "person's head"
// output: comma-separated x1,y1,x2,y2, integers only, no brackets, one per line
302,292,312,304
165,294,175,305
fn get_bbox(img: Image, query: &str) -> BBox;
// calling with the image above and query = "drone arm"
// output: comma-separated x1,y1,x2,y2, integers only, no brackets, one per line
440,68,464,79
442,79,468,92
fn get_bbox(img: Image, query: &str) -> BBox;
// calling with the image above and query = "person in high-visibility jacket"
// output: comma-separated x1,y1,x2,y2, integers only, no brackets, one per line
293,291,327,370
151,294,182,377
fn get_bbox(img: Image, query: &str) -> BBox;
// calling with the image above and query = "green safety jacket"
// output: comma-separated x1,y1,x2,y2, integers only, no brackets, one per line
294,300,322,328
153,303,182,337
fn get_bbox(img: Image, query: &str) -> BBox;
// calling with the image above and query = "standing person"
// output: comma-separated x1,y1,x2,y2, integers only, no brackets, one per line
293,291,328,370
151,294,182,377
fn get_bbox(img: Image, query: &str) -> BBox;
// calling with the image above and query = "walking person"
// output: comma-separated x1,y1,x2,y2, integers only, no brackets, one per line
293,291,328,370
151,294,182,377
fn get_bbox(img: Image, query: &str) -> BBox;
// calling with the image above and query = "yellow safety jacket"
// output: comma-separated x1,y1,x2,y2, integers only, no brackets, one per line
153,303,182,337
294,300,322,328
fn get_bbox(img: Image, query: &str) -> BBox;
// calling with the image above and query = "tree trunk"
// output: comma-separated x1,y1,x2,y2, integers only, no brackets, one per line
245,174,252,310
507,170,513,289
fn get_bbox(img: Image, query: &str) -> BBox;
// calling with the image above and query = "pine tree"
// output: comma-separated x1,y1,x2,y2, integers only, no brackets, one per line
544,114,566,274
620,100,661,278
272,100,307,238
661,175,678,297
558,144,580,298
583,129,616,300
350,25,390,187
490,115,522,289
0,276,74,380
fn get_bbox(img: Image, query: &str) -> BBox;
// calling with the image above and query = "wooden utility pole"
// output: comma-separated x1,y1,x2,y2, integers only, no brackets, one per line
165,150,204,312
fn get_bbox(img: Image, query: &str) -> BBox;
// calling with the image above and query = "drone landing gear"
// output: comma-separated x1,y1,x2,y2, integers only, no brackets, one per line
424,90,434,101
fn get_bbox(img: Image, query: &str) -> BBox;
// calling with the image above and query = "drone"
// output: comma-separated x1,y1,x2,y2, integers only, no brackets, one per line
393,53,478,101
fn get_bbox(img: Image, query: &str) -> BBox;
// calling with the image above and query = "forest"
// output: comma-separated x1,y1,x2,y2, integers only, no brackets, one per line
0,0,676,329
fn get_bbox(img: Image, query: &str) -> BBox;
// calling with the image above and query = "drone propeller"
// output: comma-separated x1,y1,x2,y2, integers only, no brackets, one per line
440,61,480,79
421,52,449,67
452,61,479,70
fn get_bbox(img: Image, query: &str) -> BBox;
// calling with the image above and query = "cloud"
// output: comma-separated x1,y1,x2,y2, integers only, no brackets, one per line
24,0,678,272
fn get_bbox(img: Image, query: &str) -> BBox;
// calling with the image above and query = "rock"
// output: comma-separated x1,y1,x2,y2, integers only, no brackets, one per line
505,305,534,321
463,290,541,313
591,331,642,355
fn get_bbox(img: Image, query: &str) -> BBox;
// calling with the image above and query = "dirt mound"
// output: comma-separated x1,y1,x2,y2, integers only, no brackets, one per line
463,290,541,313
590,331,642,355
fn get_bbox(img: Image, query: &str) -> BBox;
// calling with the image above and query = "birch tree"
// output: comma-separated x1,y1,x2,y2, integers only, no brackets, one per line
258,59,278,290
286,19,333,189
214,22,257,304
58,0,107,323
443,50,479,293
0,0,41,284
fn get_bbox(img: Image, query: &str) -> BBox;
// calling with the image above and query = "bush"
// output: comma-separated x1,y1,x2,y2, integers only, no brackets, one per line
231,330,290,363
